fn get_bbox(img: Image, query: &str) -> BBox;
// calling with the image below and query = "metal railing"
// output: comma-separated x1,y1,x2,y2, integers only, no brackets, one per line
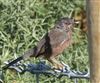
0,61,90,83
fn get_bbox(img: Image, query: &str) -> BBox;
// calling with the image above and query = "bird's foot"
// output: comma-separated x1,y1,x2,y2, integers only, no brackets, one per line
61,62,71,72
52,62,71,73
52,63,66,72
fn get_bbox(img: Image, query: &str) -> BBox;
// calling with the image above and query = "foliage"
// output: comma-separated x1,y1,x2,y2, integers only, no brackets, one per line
0,0,89,83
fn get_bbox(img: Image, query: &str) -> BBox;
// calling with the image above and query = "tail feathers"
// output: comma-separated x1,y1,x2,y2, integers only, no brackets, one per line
22,47,37,60
3,47,37,70
3,56,23,70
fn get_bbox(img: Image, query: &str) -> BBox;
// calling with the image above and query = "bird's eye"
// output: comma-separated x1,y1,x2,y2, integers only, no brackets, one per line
56,26,61,29
65,21,67,24
65,21,70,25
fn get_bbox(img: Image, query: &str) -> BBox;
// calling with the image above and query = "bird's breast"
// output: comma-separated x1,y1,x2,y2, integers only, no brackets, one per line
52,30,72,56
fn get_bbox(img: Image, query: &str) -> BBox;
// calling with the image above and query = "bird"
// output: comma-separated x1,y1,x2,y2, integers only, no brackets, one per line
3,17,74,70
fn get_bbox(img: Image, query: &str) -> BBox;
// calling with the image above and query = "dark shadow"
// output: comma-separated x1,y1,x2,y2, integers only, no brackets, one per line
44,33,52,56
36,33,52,58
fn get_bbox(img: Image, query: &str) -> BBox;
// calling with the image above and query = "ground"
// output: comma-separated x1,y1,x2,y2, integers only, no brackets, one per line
0,0,89,83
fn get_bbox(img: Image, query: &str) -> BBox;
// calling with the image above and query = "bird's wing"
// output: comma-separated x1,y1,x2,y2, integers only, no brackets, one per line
35,36,46,56
35,28,68,56
48,28,68,48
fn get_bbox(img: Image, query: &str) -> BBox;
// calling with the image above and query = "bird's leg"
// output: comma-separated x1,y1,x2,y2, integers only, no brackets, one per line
47,57,64,70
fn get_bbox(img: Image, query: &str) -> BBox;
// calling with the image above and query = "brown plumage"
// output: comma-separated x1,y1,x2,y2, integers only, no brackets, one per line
3,17,74,70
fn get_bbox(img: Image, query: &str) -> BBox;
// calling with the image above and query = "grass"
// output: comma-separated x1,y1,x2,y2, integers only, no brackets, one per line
0,0,89,83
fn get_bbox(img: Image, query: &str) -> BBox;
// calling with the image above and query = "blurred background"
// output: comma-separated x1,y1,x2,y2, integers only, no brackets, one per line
0,0,89,83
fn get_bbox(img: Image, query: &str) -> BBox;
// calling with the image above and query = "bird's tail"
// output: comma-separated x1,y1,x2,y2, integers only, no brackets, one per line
3,56,23,70
3,47,37,70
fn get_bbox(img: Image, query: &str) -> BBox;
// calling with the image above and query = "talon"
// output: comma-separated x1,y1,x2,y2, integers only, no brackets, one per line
52,63,65,70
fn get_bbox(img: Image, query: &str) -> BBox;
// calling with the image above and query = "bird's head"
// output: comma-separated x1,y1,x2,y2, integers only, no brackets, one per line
56,17,74,32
